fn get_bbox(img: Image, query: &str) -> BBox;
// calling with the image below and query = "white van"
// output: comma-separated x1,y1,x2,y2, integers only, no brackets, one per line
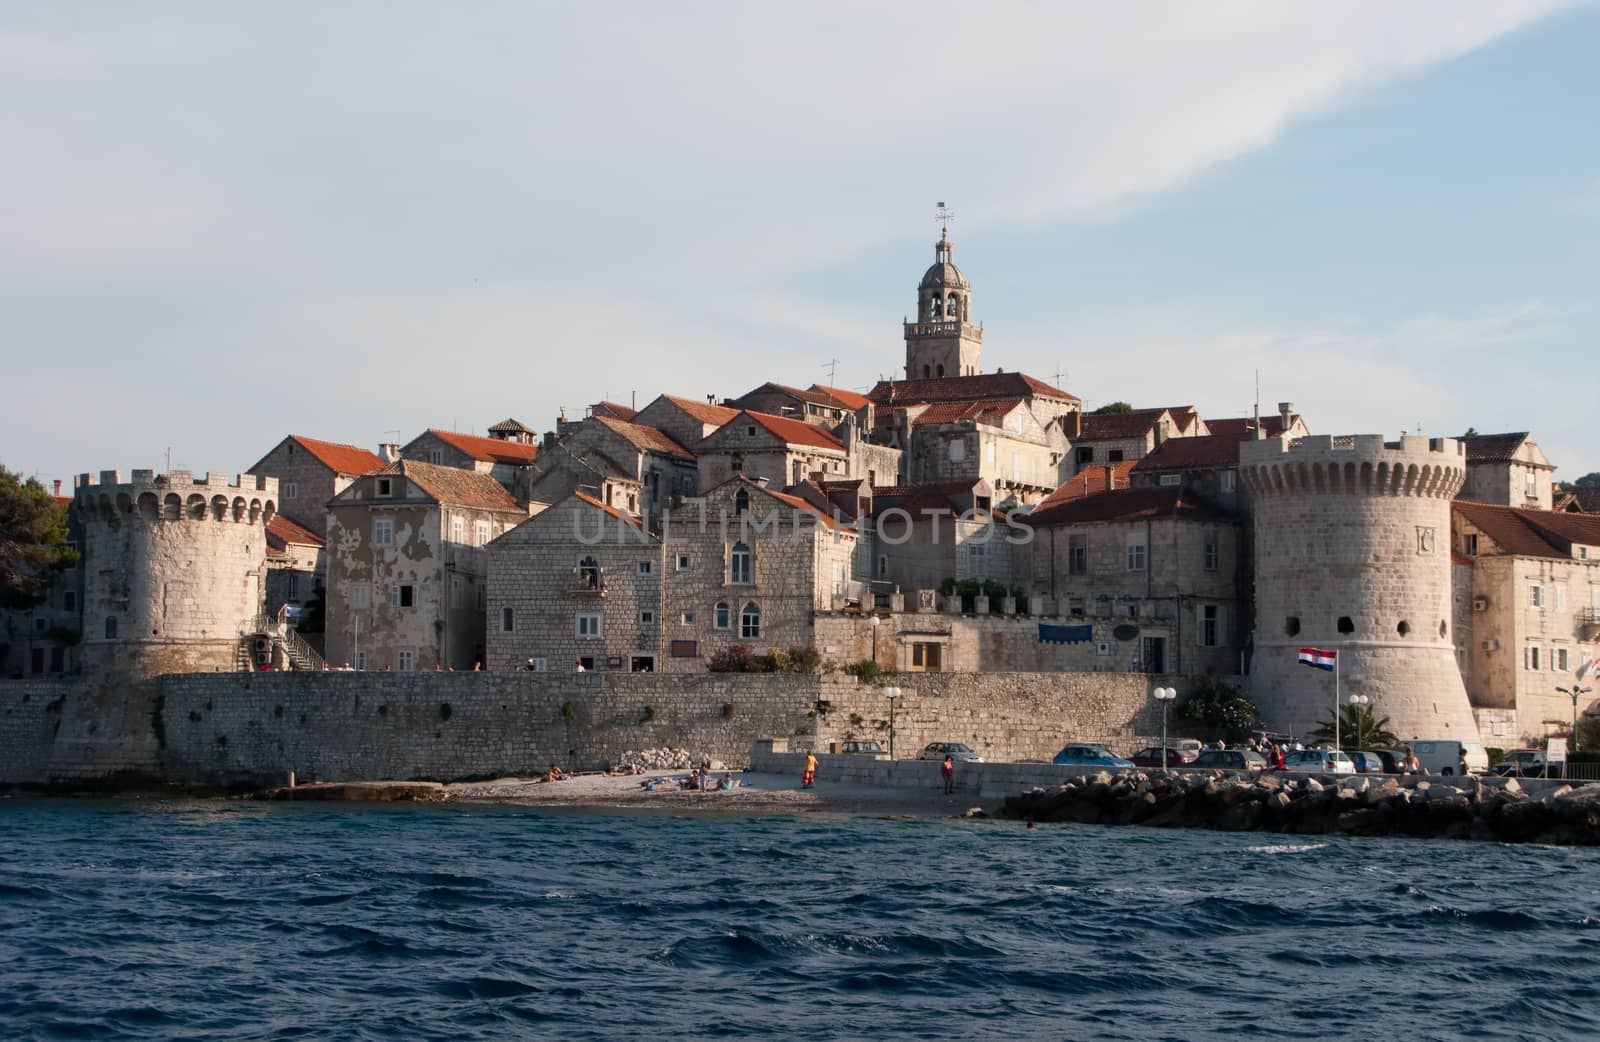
1404,739,1488,775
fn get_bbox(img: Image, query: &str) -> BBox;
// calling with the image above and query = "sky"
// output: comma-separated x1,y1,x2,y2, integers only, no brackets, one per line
3,1,1597,487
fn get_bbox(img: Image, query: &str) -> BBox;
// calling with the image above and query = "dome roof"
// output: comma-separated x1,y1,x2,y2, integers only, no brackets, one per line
919,260,969,291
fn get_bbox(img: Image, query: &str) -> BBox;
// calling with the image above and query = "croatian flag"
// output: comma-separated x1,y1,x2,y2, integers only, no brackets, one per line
1298,647,1337,671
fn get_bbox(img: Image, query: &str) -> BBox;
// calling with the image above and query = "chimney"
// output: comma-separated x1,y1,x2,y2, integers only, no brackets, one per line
53,479,62,496
754,476,770,488
1278,402,1293,432
1073,410,1082,438
378,443,401,463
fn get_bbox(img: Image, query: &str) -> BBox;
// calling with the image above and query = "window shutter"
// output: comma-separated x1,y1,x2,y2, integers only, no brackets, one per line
1195,605,1205,646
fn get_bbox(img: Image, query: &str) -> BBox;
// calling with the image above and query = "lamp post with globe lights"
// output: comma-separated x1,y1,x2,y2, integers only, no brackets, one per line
869,615,881,666
1154,687,1178,768
1348,693,1370,750
883,686,901,759
1556,684,1592,753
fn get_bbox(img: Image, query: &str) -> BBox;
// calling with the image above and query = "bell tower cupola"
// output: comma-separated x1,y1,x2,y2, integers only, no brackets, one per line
904,204,983,380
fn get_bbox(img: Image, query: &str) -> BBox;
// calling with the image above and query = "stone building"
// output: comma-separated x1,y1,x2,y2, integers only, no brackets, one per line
1203,403,1307,445
867,480,1025,594
399,428,541,504
527,414,698,518
904,227,983,379
1451,500,1600,745
631,394,740,454
695,410,852,491
728,382,867,428
1240,435,1482,749
264,514,325,619
1025,487,1241,675
485,491,665,674
73,469,276,679
247,435,384,540
1459,432,1556,511
0,485,82,679
1064,407,1197,477
896,397,1063,503
324,460,528,671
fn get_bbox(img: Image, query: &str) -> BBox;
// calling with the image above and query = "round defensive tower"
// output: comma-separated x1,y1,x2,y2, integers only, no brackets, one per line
1239,435,1480,748
74,469,276,680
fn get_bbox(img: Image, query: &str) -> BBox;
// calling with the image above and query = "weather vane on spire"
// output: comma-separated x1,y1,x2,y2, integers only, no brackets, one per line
935,201,955,237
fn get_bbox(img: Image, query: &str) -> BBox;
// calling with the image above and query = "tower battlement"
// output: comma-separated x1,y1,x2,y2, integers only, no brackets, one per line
75,470,278,498
1240,434,1464,501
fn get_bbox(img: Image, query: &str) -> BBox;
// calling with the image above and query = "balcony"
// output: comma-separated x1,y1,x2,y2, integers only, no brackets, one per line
570,565,608,597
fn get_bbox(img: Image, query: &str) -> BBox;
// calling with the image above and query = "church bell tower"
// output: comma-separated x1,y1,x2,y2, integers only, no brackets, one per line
904,208,983,380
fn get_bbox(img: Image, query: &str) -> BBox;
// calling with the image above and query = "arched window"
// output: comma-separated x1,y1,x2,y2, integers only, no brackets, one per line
715,602,731,629
740,602,761,638
730,542,752,584
734,489,749,515
936,364,945,377
922,365,931,378
105,616,118,640
946,294,958,317
578,556,600,590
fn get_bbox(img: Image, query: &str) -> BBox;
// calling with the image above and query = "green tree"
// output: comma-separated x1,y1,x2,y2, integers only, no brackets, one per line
1179,676,1260,742
0,464,77,609
1309,702,1397,750
1092,401,1134,415
1575,472,1600,488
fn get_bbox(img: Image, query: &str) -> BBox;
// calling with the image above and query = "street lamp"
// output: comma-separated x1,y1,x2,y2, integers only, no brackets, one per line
1347,693,1370,750
883,686,901,759
869,615,881,665
1556,685,1592,752
1154,687,1177,768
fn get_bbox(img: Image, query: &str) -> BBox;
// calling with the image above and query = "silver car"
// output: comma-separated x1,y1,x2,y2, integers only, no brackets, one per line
919,741,984,763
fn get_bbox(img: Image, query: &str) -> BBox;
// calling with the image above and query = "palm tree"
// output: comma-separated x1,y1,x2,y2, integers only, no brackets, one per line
1309,703,1397,750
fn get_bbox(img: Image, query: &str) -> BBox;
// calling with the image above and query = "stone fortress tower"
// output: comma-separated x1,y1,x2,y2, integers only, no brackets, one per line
74,469,277,681
904,225,983,380
1240,435,1482,749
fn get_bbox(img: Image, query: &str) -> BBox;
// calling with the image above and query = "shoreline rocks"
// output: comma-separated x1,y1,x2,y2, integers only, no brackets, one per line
1001,770,1600,846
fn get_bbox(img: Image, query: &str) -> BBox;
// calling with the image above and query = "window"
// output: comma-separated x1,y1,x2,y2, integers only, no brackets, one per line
1126,534,1146,571
63,591,76,612
1525,645,1542,671
578,556,600,589
878,554,889,578
376,478,393,497
429,448,444,465
474,521,490,547
1075,447,1093,465
639,610,655,625
452,516,465,543
746,425,757,437
398,649,415,671
1108,449,1124,463
1159,474,1181,487
450,575,464,609
1198,605,1224,647
1463,533,1478,555
1286,616,1301,637
501,607,514,633
288,573,301,599
948,439,966,463
373,518,394,546
1220,471,1236,493
681,611,696,625
392,584,415,608
730,542,752,584
714,602,731,629
740,602,761,638
576,614,602,638
283,481,298,500
1525,471,1537,500
638,560,653,575
1067,534,1087,575
1337,616,1355,633
351,583,371,610
735,489,750,515
477,585,487,610
576,656,595,671
1203,530,1219,571
1556,647,1569,672
530,657,546,672
1555,584,1567,611
355,650,367,671
985,441,996,464
676,554,691,571
1529,584,1545,609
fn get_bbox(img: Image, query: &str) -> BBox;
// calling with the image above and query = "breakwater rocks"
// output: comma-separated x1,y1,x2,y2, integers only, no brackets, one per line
1002,771,1600,845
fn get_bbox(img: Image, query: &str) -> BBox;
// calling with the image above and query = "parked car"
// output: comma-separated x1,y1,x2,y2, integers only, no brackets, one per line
1190,749,1266,771
1175,739,1204,760
1348,750,1387,775
1371,749,1407,775
1052,744,1135,768
835,739,885,756
1406,739,1487,775
1282,749,1356,775
919,742,983,763
1492,750,1559,778
1129,746,1191,768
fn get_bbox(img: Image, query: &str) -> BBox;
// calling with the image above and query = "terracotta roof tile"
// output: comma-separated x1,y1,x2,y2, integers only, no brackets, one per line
288,435,386,477
810,384,871,410
1454,500,1600,558
737,476,845,532
910,398,1025,427
266,514,325,549
574,490,650,531
425,429,540,465
591,402,639,422
659,394,742,428
1132,435,1244,472
1075,408,1169,441
383,460,523,511
868,372,1079,406
1036,463,1137,510
487,417,537,435
732,411,845,452
1204,416,1295,441
594,416,696,462
1462,432,1531,463
1028,487,1232,527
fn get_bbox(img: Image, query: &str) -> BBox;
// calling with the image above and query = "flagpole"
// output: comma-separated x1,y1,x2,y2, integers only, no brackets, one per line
1334,650,1341,751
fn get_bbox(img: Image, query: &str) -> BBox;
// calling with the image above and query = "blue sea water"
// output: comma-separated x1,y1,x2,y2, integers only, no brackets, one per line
1,799,1597,1042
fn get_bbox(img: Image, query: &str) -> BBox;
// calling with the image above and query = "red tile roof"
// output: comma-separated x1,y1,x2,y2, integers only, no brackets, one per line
426,429,540,465
659,394,742,428
910,398,1025,427
1075,408,1169,441
594,416,696,462
1462,432,1531,463
1036,463,1137,510
1131,435,1244,472
288,436,386,477
573,490,649,531
1028,487,1232,527
810,384,871,410
871,480,988,499
1204,415,1296,441
382,460,523,511
868,372,1078,406
731,411,846,452
735,476,845,532
488,417,537,435
1454,500,1600,559
266,514,325,548
591,402,639,422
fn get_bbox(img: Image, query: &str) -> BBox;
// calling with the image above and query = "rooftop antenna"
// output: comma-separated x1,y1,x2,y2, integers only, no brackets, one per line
823,357,840,388
935,201,955,237
1051,364,1068,389
1252,370,1262,440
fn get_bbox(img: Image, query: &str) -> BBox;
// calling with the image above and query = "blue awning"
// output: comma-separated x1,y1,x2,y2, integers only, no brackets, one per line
1039,623,1093,645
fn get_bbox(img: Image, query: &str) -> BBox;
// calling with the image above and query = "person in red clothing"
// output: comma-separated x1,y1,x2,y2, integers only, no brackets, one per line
802,751,817,789
941,754,955,794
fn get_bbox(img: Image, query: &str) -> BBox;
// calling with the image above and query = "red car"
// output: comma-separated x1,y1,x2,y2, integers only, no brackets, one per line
1129,746,1192,768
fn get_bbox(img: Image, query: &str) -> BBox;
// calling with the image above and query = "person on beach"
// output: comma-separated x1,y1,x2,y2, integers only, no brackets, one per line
542,763,569,782
1402,746,1421,774
1459,751,1470,776
802,751,817,789
941,754,955,795
719,772,736,791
